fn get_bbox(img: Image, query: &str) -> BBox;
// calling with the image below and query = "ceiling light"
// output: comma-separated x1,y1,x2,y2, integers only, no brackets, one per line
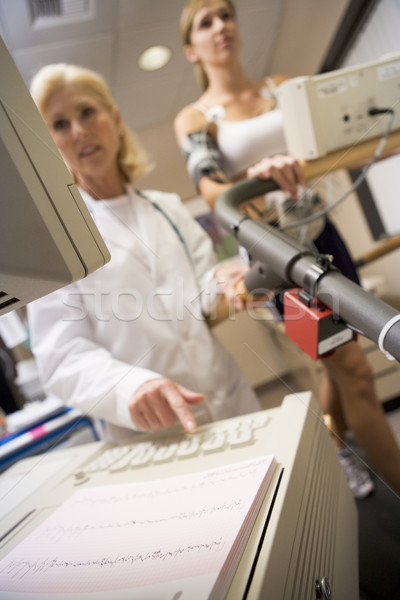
138,45,172,71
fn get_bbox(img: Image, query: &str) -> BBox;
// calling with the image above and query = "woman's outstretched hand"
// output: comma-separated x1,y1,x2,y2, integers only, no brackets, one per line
129,378,205,433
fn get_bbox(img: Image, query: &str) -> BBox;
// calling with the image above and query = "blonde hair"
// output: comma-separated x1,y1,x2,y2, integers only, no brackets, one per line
30,63,152,185
180,0,237,91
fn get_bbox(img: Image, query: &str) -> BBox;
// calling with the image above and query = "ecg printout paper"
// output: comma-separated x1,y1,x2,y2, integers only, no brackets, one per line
0,455,276,600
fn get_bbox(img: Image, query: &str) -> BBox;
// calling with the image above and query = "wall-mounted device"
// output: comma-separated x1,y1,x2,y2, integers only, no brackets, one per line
278,52,400,160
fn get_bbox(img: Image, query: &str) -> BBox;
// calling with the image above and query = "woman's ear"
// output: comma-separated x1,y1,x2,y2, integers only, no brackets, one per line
183,44,199,64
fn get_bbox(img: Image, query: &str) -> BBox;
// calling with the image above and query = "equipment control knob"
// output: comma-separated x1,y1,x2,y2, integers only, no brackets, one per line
315,576,332,599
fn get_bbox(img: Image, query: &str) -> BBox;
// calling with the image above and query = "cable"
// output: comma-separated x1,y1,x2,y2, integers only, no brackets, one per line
279,107,395,232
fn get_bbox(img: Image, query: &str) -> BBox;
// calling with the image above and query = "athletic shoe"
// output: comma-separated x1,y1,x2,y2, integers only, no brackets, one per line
338,448,375,499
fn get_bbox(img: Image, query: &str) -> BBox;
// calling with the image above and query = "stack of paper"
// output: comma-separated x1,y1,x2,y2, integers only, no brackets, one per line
0,455,277,599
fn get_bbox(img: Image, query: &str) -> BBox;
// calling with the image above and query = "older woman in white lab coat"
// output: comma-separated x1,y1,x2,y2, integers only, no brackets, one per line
27,63,260,443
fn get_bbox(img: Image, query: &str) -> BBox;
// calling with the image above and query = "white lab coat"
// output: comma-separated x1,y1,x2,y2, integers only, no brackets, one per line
28,188,260,443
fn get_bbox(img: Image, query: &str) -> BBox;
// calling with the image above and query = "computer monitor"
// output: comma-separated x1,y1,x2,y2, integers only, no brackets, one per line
0,36,110,316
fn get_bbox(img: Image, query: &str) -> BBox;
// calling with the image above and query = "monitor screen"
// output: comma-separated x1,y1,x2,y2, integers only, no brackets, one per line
0,36,110,316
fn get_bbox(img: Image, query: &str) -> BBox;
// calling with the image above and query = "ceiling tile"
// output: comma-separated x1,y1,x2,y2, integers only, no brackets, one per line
115,73,187,130
0,0,117,50
11,34,114,87
113,23,187,88
117,0,185,30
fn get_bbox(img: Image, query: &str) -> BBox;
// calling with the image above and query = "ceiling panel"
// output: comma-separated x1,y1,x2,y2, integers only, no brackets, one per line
115,73,191,130
0,0,117,49
117,0,188,30
11,34,115,89
114,23,189,88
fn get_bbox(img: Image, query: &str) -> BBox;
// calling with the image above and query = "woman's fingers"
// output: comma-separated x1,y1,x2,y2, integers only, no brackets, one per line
247,155,306,198
129,378,204,433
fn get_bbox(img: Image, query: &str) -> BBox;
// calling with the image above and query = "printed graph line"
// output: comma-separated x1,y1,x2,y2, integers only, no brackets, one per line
72,461,267,506
38,500,243,541
1,538,225,581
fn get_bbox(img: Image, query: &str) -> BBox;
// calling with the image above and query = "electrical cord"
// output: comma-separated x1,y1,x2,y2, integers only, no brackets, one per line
279,107,395,232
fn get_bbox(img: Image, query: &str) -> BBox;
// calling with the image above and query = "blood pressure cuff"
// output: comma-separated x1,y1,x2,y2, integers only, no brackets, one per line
181,130,228,191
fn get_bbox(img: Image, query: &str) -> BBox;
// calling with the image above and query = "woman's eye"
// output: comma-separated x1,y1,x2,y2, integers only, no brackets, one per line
220,10,233,21
82,106,95,118
199,17,211,28
53,119,68,131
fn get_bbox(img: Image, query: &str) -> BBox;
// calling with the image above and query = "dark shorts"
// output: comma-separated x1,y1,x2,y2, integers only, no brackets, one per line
313,218,360,285
269,218,360,319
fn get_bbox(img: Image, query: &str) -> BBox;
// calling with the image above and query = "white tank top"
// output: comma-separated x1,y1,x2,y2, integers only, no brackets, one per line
216,110,287,178
193,83,287,179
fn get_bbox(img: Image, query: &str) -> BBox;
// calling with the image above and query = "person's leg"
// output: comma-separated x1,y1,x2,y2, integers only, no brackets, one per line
322,340,400,497
319,361,375,499
318,370,348,446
